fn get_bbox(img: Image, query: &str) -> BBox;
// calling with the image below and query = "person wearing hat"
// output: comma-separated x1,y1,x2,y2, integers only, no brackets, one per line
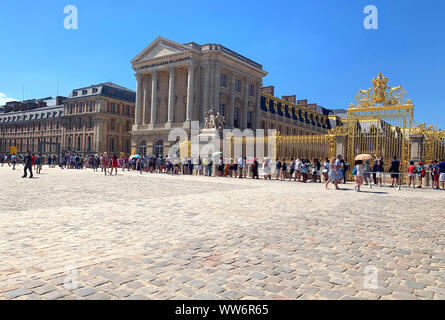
417,161,426,188
22,151,33,179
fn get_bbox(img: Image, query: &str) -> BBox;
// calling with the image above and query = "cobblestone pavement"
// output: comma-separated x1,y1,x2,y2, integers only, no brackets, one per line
0,167,444,300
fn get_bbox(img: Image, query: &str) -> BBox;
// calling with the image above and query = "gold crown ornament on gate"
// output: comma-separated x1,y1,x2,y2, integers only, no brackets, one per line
351,73,410,109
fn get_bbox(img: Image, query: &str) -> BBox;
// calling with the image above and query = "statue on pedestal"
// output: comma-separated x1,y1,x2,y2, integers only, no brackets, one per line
204,108,225,130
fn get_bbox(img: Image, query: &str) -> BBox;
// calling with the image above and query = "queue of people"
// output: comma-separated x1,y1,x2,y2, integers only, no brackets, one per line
2,151,445,190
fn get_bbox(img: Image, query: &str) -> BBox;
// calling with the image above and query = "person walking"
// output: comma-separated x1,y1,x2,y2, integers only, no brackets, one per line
252,158,259,179
238,156,244,178
22,151,33,179
325,157,340,190
417,161,426,188
407,161,417,187
208,158,213,177
301,159,309,183
218,156,224,177
389,156,401,187
431,160,440,190
438,159,445,190
312,159,321,183
322,158,329,182
376,156,384,186
262,157,272,180
103,153,109,175
364,159,372,187
111,153,119,175
354,160,365,192
280,158,287,181
35,154,43,174
290,158,296,181
11,154,17,170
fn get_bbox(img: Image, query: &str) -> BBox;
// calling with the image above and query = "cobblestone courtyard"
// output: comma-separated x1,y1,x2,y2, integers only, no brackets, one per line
0,166,444,300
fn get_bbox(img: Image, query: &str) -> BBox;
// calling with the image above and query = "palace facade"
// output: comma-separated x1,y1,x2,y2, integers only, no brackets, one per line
0,97,65,155
131,37,342,156
62,82,135,155
0,82,136,156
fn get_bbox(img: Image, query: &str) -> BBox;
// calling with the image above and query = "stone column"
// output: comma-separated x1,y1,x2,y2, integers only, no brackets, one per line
255,81,261,130
166,67,175,128
213,64,221,111
202,63,211,114
135,73,143,125
243,77,249,129
142,74,150,125
150,69,158,126
185,64,195,124
229,72,236,127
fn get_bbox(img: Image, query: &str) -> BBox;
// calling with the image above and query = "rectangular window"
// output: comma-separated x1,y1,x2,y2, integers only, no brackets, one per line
126,121,131,132
234,108,239,128
247,111,253,129
125,140,131,154
111,103,117,113
235,79,241,92
110,119,116,130
249,84,255,97
110,138,115,152
221,74,227,88
87,136,92,151
219,104,225,116
89,101,93,112
125,105,131,116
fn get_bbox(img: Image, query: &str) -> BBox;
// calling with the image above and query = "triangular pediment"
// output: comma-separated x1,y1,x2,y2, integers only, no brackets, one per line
131,37,192,65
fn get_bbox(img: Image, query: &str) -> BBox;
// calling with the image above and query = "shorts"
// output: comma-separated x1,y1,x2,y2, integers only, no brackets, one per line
390,173,399,179
440,173,445,182
434,174,439,182
376,172,383,178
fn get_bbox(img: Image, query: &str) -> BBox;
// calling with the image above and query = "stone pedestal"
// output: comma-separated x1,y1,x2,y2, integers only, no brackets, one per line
335,135,347,158
410,134,424,162
198,128,222,160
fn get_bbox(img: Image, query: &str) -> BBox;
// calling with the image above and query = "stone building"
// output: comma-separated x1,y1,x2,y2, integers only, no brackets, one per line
259,86,340,136
131,37,267,156
0,82,136,157
62,82,135,155
0,97,65,155
130,37,343,157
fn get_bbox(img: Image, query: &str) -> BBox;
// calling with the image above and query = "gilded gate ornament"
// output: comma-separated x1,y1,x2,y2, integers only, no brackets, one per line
351,73,409,109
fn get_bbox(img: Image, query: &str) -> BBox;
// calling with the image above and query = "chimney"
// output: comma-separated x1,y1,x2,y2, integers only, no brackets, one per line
282,95,296,104
261,86,274,96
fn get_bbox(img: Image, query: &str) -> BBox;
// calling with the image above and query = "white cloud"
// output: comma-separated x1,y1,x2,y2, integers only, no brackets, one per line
0,92,18,106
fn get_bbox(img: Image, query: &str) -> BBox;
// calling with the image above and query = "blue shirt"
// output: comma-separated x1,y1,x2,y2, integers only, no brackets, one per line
438,162,445,173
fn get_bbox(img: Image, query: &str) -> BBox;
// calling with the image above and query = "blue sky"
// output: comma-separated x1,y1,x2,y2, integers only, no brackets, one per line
0,0,444,128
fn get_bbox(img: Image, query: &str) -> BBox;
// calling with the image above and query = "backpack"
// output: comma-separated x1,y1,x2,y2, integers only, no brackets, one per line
352,166,357,176
420,168,426,177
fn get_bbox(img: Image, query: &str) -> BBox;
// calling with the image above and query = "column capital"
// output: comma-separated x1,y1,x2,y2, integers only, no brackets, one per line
135,73,143,81
186,62,197,72
168,66,176,73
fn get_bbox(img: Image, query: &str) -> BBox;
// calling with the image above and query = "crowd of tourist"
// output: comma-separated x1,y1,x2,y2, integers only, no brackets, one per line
1,152,445,190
